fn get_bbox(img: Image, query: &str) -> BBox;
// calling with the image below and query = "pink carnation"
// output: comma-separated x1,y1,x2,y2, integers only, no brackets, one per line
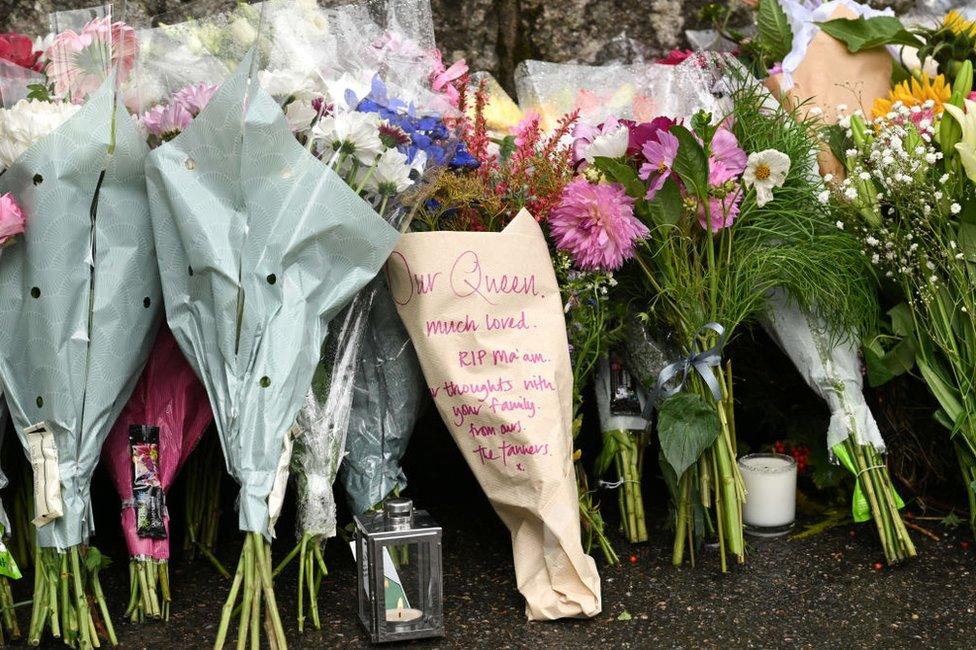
0,193,26,246
549,178,648,271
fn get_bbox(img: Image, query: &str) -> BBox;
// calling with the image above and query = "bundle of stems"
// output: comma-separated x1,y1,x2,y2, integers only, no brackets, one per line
124,559,171,622
576,460,619,566
272,532,327,633
9,461,34,569
28,545,116,648
183,432,227,577
214,533,287,650
0,573,20,644
834,439,916,564
599,429,649,543
669,363,745,570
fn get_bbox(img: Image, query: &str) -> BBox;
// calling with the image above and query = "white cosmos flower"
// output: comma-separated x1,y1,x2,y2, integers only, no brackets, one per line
0,99,81,170
365,148,413,196
742,148,791,207
284,99,318,133
581,124,629,163
312,110,383,166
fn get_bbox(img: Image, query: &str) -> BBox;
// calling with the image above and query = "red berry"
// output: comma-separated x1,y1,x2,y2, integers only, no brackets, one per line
872,562,883,570
629,555,638,565
961,541,971,551
849,530,856,539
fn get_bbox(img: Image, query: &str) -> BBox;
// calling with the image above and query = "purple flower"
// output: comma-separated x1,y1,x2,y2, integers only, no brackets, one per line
625,116,675,158
639,129,680,199
549,178,649,271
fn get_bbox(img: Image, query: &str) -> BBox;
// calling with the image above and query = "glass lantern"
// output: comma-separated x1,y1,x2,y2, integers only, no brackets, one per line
354,497,443,643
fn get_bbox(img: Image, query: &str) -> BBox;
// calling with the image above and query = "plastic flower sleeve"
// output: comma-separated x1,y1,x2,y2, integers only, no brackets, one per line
340,277,426,515
145,49,400,539
0,74,159,550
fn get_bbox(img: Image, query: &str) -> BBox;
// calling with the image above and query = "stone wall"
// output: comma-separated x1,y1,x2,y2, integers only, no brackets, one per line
1,0,917,93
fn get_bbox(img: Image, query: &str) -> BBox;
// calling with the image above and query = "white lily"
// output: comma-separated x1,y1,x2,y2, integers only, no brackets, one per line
742,149,791,207
943,100,976,184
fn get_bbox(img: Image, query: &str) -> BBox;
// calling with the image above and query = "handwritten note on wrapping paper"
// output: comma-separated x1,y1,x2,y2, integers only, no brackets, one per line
387,209,601,621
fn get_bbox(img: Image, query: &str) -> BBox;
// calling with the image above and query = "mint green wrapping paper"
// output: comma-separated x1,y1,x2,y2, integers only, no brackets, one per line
145,57,400,539
0,78,161,549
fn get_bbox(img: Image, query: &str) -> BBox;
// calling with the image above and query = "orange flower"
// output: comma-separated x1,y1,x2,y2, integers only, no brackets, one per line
872,74,951,119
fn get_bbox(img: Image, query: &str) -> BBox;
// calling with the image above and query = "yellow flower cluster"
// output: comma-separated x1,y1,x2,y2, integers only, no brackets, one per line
944,10,976,38
872,74,951,119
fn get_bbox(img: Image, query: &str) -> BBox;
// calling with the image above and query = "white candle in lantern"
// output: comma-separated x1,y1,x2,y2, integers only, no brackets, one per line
386,597,423,624
738,453,797,535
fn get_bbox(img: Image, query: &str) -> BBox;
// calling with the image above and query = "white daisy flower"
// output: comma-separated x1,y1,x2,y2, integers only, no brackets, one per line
742,149,791,207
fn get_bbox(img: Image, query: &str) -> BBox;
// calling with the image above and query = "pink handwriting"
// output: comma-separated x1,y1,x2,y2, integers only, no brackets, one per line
452,403,483,427
500,441,550,466
442,377,513,402
523,374,556,391
487,395,537,419
485,311,530,331
451,250,539,305
425,315,478,337
468,422,496,437
473,444,500,465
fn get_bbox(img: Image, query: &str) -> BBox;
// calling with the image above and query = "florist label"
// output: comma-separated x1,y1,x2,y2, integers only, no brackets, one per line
386,210,572,480
387,209,601,621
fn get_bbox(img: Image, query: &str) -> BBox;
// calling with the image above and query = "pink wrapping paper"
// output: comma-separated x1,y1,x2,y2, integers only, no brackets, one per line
103,327,213,560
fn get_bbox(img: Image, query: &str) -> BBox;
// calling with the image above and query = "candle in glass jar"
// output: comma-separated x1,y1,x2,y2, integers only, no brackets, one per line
738,453,797,535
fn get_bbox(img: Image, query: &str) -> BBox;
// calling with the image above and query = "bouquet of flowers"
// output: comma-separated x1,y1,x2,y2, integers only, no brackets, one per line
556,55,882,570
144,0,402,633
829,56,976,539
0,10,160,647
101,327,213,623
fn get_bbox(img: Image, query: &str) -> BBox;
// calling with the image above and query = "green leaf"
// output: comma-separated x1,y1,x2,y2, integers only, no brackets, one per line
593,430,619,477
816,16,923,53
498,135,517,162
756,0,793,63
823,124,851,167
617,611,633,621
592,156,645,199
646,177,683,227
958,222,976,263
941,511,964,528
669,126,709,200
863,336,915,387
656,393,721,477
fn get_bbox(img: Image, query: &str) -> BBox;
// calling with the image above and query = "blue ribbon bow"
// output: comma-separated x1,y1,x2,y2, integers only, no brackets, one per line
642,322,727,419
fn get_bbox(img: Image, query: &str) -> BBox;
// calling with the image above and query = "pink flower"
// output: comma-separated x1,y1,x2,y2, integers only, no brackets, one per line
0,33,42,71
47,18,138,103
140,102,192,140
768,62,784,76
549,179,648,271
625,116,675,158
698,191,742,232
430,49,467,108
513,111,541,148
639,129,680,198
171,83,218,116
708,127,747,185
0,193,26,246
657,49,694,65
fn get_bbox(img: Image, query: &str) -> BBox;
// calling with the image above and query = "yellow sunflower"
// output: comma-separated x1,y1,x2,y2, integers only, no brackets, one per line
871,74,951,119
943,10,976,38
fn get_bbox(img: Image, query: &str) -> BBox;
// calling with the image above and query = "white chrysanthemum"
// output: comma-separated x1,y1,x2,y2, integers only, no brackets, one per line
312,110,383,166
742,149,790,207
581,125,629,163
258,68,322,101
364,148,413,196
0,99,81,170
284,100,318,133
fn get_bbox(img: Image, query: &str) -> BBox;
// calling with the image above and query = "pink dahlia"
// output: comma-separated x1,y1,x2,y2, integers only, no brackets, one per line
0,193,26,246
171,82,218,116
549,178,648,271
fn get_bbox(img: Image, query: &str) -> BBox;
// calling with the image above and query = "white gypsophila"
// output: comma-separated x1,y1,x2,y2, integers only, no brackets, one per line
581,124,629,163
313,110,384,166
742,149,790,207
363,147,413,197
0,99,81,170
